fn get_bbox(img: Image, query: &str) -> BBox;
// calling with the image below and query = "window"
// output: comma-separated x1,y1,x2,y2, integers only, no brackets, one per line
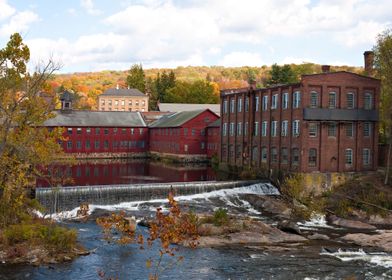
255,96,259,112
77,128,82,134
130,128,134,135
245,97,249,112
238,98,242,112
282,92,288,109
281,120,288,137
95,140,100,149
262,95,268,111
115,100,119,106
346,123,354,137
223,100,228,114
237,122,242,136
244,122,248,136
271,147,278,163
76,141,81,149
310,91,318,108
128,100,132,106
95,128,100,135
86,127,91,134
104,140,109,149
251,146,258,163
364,122,371,137
139,128,144,135
184,128,188,136
85,140,90,149
292,120,300,136
101,99,105,105
271,121,278,137
329,92,336,108
136,100,139,106
292,148,300,165
261,121,268,137
201,142,205,149
309,122,318,137
67,141,72,149
364,93,373,109
253,122,259,136
281,147,288,164
261,147,267,163
222,123,227,136
104,128,109,135
271,94,278,109
230,98,235,113
347,93,354,109
345,149,353,165
192,128,196,136
328,123,337,137
293,91,301,108
363,148,371,165
309,148,317,167
230,122,235,136
67,128,72,135
121,100,125,106
142,100,146,106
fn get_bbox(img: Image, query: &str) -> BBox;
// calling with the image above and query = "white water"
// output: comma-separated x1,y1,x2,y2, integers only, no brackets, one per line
44,182,278,220
297,214,339,230
321,248,392,269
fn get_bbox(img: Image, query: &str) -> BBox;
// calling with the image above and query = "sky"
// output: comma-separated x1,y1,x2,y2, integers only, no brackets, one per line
0,0,391,73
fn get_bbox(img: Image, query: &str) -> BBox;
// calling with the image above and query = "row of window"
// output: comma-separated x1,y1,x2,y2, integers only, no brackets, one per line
100,107,146,112
223,91,374,114
222,120,300,137
64,140,146,150
67,127,145,135
150,141,206,151
309,122,372,138
308,148,371,167
150,128,206,137
100,99,146,106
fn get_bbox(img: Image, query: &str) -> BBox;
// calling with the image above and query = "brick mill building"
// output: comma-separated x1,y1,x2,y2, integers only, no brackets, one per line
149,109,219,160
219,54,380,173
206,119,220,158
98,85,149,112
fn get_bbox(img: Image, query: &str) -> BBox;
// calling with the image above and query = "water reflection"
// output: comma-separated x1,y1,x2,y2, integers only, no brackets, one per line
36,159,216,187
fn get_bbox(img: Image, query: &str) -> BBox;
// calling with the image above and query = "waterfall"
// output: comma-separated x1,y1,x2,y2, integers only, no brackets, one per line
35,180,279,213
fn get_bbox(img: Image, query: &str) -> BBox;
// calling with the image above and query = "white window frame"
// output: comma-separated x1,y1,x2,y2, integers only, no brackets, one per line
223,100,228,114
329,92,336,109
363,148,371,166
292,120,300,137
281,120,288,137
222,123,227,136
293,91,301,108
271,94,278,109
271,121,278,137
254,122,259,136
345,149,353,166
230,122,235,136
309,122,318,137
310,91,318,108
262,95,268,111
364,92,373,110
237,122,242,136
261,121,268,137
230,99,235,113
282,92,288,109
255,96,259,112
238,98,242,112
347,92,355,109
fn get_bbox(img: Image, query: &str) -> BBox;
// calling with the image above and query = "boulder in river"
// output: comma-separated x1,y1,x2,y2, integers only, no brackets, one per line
339,230,392,252
277,220,302,235
327,215,377,230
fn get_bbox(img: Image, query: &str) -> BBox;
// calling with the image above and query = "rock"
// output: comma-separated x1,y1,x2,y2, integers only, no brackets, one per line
340,230,392,252
327,215,377,230
308,233,330,241
245,195,292,219
63,256,72,261
137,218,151,228
197,223,226,236
368,214,392,225
277,220,302,235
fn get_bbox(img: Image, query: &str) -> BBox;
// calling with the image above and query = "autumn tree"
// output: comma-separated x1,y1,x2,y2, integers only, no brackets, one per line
126,63,146,93
0,33,65,226
165,80,219,104
374,29,392,184
266,63,298,86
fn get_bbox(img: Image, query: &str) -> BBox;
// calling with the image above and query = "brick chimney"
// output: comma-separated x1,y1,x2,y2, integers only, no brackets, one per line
321,65,330,73
364,51,374,76
249,80,257,90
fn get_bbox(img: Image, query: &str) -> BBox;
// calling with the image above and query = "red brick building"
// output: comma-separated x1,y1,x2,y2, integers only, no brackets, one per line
220,56,380,173
206,119,220,158
149,109,219,160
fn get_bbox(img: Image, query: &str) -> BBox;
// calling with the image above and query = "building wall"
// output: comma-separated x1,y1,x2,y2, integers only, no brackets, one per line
206,126,220,158
98,95,149,112
149,110,219,156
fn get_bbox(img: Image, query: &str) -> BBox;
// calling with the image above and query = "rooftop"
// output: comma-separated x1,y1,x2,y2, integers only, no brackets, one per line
158,103,220,115
100,88,147,97
149,109,209,128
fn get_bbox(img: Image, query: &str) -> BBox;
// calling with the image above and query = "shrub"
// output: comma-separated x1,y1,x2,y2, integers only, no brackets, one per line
213,208,229,226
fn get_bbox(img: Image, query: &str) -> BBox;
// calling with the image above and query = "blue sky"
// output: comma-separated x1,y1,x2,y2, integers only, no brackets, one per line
0,0,391,73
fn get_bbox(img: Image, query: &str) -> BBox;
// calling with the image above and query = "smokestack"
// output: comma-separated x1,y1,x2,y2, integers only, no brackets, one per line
364,51,374,76
321,65,330,73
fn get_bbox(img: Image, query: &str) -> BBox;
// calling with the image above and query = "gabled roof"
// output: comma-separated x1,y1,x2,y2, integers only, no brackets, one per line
149,109,213,128
207,118,221,127
44,111,147,127
158,103,220,115
100,88,147,97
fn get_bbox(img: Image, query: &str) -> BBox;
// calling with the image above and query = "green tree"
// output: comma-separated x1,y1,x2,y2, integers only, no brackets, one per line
0,33,64,226
165,80,218,104
266,63,298,86
374,29,392,184
126,63,146,93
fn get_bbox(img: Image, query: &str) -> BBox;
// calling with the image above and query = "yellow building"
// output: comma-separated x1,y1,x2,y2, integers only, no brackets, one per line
98,86,149,112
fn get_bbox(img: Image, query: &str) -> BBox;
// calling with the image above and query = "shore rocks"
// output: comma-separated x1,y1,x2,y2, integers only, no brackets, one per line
277,220,302,235
327,215,377,230
307,233,330,241
340,230,392,252
244,195,292,219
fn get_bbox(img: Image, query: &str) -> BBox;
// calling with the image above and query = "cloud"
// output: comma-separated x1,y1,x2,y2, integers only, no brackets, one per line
219,52,263,67
0,0,15,21
80,0,102,16
0,11,39,37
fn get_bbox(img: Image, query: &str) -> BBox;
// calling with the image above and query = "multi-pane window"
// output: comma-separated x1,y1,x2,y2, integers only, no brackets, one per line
67,141,72,149
262,95,268,111
254,122,259,136
223,123,227,136
121,100,125,106
271,147,278,163
329,92,336,108
345,149,353,165
282,92,288,109
271,94,278,109
223,100,228,114
281,147,288,164
347,93,354,109
95,128,100,135
363,148,371,165
292,148,299,165
230,99,235,113
281,120,288,136
238,98,242,112
364,122,371,137
86,127,91,134
237,122,242,136
346,123,354,137
85,140,90,149
292,120,300,136
328,123,337,137
245,97,249,112
293,91,301,108
364,93,373,109
310,91,318,108
255,96,259,112
309,122,318,137
67,128,72,135
309,148,317,167
261,147,268,163
76,141,81,149
104,128,109,135
271,121,278,137
77,128,82,134
104,140,109,149
261,121,268,137
95,140,100,149
230,122,235,136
